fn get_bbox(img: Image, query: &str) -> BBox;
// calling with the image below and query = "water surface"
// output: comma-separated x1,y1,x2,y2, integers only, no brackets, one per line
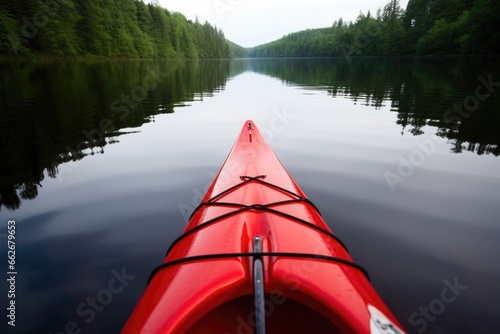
1,57,499,334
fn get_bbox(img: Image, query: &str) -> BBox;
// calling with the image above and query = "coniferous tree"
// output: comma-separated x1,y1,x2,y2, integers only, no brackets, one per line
36,0,82,55
0,0,234,58
3,0,496,58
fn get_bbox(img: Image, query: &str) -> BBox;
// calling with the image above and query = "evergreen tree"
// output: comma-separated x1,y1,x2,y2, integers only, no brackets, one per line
148,5,176,58
380,0,405,54
0,0,234,58
2,0,495,58
36,0,82,56
76,0,116,56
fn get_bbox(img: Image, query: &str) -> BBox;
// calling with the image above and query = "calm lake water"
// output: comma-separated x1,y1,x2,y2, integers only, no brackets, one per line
1,57,499,334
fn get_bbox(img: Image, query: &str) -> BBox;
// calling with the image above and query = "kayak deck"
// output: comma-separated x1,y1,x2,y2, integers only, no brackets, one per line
122,120,404,333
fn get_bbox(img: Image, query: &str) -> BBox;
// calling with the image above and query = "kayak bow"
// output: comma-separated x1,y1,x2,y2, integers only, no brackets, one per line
122,120,404,334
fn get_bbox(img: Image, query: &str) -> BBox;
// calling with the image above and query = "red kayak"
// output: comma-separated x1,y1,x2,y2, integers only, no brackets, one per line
122,120,404,334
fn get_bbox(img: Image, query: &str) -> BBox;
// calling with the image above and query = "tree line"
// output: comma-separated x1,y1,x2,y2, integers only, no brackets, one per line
247,0,500,57
0,0,230,58
1,0,498,59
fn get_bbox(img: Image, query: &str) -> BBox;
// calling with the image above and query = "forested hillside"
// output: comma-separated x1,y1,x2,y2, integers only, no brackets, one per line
0,0,231,58
248,0,500,57
227,41,247,58
1,0,498,59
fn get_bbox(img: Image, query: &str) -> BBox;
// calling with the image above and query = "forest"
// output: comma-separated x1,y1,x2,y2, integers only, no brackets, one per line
0,0,230,58
248,0,500,57
1,0,498,59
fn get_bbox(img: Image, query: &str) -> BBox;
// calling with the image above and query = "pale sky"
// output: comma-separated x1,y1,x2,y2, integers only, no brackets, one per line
156,0,409,48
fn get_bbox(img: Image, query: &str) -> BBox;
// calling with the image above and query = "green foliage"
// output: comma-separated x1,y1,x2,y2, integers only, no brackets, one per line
248,2,404,58
379,0,405,54
248,28,341,57
2,0,497,58
248,0,499,57
0,0,234,58
36,0,82,56
227,40,247,58
417,11,469,54
459,0,500,54
147,5,176,58
0,7,24,55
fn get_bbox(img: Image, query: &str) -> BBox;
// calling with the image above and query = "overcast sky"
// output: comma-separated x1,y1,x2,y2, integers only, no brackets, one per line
157,0,409,47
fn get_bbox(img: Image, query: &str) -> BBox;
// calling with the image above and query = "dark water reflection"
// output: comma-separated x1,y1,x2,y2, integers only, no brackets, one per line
248,57,500,154
0,58,499,334
0,59,235,211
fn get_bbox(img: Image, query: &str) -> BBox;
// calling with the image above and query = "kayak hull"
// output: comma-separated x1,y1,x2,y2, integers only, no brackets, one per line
122,120,404,333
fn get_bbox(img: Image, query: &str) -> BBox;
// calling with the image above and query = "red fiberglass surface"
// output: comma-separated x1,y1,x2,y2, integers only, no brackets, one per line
122,120,405,334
